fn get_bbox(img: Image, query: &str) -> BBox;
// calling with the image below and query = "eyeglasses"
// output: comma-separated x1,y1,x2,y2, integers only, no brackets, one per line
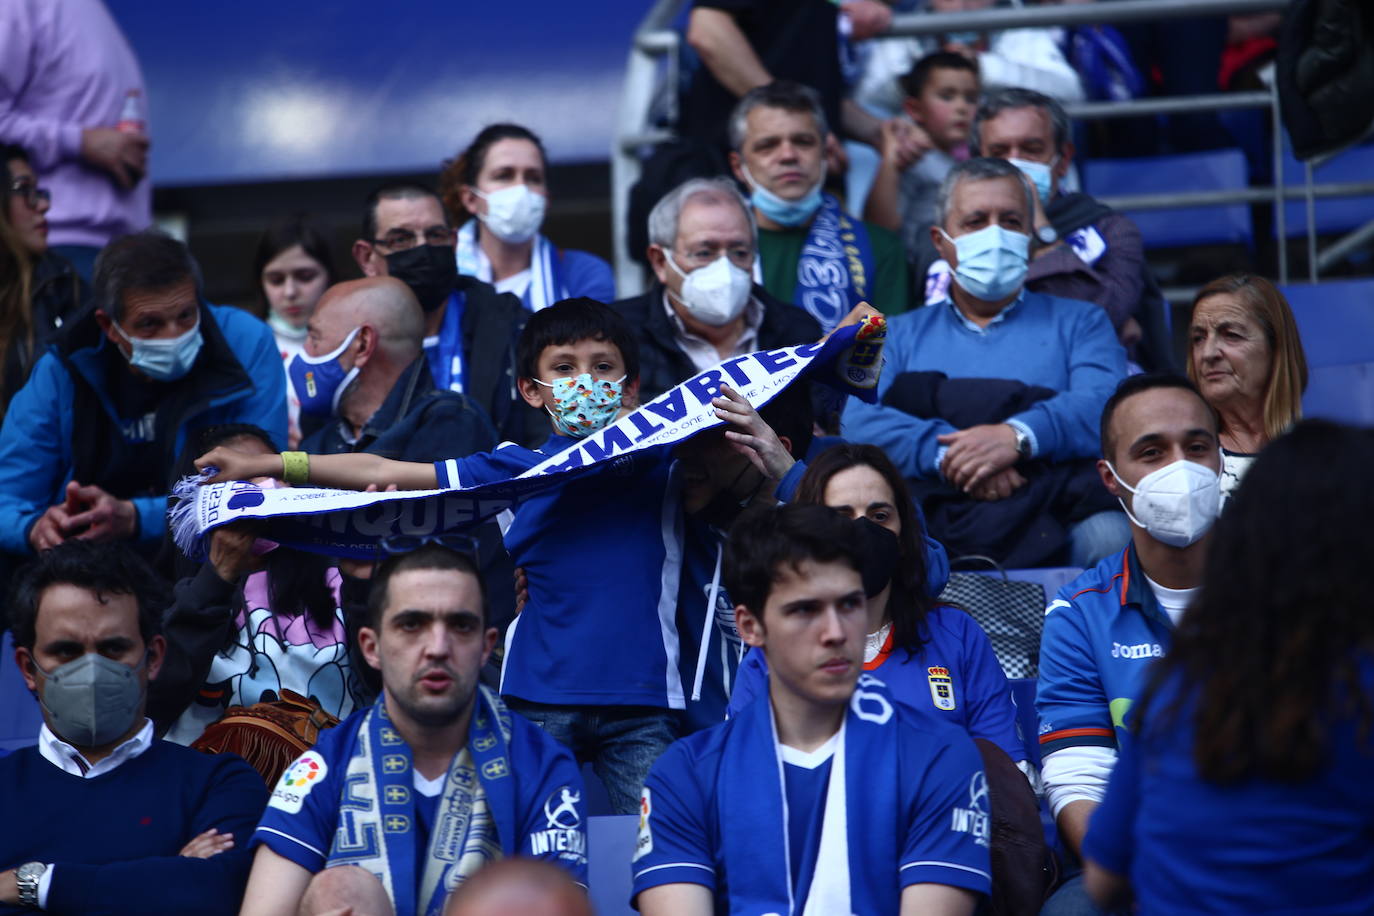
7,180,50,210
370,226,456,251
379,532,481,558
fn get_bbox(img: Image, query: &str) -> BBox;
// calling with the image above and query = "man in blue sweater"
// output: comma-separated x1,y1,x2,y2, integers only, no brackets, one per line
0,540,266,915
842,157,1129,567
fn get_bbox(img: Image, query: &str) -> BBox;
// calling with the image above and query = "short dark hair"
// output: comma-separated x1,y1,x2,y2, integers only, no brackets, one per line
970,86,1071,157
1099,373,1217,462
515,297,640,384
758,379,815,460
724,503,865,618
366,544,487,630
252,212,337,311
9,540,168,653
899,51,979,100
361,181,445,242
729,80,829,151
93,230,204,321
439,123,549,223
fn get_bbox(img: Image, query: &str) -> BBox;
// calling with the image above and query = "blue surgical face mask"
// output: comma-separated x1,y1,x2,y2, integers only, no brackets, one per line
1008,156,1059,203
288,327,361,417
939,224,1030,302
111,317,203,382
742,163,824,227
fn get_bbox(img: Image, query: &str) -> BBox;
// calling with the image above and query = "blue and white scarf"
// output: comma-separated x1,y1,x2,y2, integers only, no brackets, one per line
172,319,887,560
455,221,566,312
785,193,877,334
330,686,517,916
720,674,903,915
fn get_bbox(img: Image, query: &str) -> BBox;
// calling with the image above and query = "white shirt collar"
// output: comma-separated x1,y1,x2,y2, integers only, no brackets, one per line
661,291,765,374
939,289,1026,334
38,718,154,779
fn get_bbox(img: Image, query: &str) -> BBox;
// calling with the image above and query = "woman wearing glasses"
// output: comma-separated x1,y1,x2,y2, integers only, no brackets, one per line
0,143,88,416
440,123,615,312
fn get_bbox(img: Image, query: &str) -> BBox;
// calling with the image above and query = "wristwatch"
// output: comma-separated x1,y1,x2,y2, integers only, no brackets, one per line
1010,424,1032,460
1035,224,1059,245
15,861,46,908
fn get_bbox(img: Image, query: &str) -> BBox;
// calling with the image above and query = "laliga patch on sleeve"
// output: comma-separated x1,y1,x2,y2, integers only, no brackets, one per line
269,751,328,814
633,787,653,862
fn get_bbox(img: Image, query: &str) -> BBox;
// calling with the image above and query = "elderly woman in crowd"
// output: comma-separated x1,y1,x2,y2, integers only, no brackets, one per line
1082,420,1374,913
0,144,86,415
1187,273,1308,499
440,123,614,312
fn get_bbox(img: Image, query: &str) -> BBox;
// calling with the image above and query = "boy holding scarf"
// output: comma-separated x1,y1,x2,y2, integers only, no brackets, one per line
632,504,990,915
239,545,587,916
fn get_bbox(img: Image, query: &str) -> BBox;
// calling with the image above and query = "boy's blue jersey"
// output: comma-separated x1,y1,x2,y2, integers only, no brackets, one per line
435,435,685,708
727,605,1025,761
1036,545,1173,756
1083,666,1374,914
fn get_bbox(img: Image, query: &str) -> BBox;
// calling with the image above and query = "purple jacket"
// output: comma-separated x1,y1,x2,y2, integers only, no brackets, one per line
0,0,151,247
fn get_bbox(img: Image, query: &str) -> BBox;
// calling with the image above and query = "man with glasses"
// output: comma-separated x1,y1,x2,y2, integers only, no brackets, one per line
612,176,821,403
293,276,513,674
239,543,587,916
352,182,541,447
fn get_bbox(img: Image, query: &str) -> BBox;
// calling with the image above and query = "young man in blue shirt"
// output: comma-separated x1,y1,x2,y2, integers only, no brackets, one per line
633,503,990,916
1036,373,1222,913
240,544,586,916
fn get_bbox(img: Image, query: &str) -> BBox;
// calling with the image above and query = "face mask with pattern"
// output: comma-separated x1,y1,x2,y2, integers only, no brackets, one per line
533,373,626,438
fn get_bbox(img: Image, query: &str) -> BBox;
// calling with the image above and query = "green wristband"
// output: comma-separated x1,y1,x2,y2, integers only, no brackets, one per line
281,451,310,485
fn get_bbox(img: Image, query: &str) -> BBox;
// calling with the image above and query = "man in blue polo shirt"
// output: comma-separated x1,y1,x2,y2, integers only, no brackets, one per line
1036,373,1222,914
633,503,989,915
239,544,586,916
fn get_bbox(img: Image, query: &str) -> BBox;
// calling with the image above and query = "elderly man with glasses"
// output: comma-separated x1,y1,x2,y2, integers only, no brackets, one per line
611,176,821,404
352,181,541,447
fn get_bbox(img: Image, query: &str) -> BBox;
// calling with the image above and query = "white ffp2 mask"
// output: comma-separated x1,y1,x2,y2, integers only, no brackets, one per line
1107,458,1221,548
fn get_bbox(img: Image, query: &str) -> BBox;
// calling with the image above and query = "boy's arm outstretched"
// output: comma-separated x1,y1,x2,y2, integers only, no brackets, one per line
195,447,438,491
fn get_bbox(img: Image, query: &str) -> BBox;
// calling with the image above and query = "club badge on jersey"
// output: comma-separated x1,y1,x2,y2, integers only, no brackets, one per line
928,666,957,711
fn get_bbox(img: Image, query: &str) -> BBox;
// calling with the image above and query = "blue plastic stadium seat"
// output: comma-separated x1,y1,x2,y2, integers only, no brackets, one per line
1082,149,1252,249
588,814,638,916
1280,280,1374,425
1280,142,1374,237
0,632,42,752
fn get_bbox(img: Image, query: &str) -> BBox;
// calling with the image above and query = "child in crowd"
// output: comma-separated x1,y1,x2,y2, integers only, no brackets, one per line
196,298,796,815
863,51,981,276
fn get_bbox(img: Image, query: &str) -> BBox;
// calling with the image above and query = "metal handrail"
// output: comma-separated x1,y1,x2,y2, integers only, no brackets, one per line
612,0,1370,295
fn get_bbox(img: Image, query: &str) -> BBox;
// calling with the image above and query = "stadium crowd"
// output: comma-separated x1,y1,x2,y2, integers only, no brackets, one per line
1,0,1370,915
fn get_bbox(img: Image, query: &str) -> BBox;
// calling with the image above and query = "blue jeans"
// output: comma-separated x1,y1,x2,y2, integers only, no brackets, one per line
1067,510,1132,569
1041,872,1131,916
504,699,679,815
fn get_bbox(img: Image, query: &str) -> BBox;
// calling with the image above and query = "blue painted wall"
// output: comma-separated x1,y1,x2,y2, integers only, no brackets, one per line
108,1,645,186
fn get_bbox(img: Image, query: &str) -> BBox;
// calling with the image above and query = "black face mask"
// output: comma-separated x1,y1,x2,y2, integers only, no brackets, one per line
384,244,457,313
854,516,899,598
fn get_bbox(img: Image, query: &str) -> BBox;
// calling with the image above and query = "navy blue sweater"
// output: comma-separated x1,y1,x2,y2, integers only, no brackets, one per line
0,741,266,915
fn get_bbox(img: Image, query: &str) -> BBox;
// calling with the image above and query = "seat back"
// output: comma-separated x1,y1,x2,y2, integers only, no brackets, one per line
1280,280,1374,425
588,814,639,916
1082,149,1252,249
0,632,42,752
1281,142,1374,237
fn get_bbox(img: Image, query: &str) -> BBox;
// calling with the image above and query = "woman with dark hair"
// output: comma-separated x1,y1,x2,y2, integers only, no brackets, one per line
252,212,336,446
439,123,614,312
151,423,370,745
1188,273,1308,500
1083,421,1374,913
726,442,1026,765
0,143,87,415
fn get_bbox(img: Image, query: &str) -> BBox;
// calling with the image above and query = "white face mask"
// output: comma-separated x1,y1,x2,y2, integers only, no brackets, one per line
1107,458,1221,548
666,254,753,326
475,184,546,244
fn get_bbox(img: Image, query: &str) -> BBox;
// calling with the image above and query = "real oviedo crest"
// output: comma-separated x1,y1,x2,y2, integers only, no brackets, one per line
927,666,956,711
